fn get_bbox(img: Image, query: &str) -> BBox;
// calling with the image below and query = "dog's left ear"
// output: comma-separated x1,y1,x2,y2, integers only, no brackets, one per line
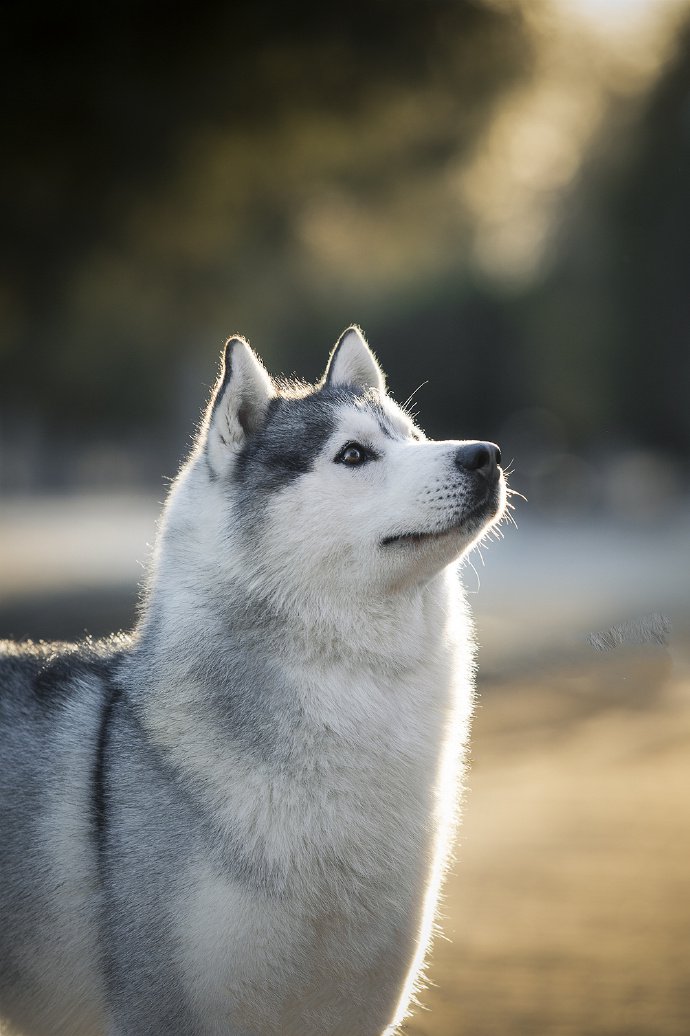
324,326,386,394
205,336,274,474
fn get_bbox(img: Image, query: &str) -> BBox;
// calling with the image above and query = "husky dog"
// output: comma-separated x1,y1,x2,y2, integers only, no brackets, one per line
0,328,505,1036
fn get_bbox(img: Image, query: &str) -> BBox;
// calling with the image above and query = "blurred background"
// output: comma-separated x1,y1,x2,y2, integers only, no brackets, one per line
1,0,689,1033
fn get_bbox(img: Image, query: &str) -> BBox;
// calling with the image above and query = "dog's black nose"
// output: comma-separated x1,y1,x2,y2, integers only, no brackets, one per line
455,441,501,479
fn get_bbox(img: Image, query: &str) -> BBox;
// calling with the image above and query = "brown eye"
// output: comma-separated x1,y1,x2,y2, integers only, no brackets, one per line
337,443,368,466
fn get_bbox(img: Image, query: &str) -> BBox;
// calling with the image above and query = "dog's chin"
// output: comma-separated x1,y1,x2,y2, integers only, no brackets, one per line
380,490,502,552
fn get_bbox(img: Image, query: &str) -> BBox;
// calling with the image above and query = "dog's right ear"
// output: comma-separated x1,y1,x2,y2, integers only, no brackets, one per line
205,337,274,475
324,326,386,394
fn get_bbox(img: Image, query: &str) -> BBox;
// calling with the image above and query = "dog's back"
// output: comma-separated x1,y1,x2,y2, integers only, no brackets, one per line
0,641,121,1036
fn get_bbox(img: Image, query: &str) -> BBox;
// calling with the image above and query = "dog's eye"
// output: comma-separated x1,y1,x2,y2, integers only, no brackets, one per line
336,443,368,466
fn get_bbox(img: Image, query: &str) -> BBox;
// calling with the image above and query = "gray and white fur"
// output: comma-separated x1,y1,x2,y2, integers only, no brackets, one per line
0,328,506,1036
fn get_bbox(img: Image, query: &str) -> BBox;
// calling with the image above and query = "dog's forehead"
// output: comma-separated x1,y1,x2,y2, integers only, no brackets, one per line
265,392,336,443
233,386,369,487
231,384,414,506
234,392,336,483
264,385,405,444
333,397,409,441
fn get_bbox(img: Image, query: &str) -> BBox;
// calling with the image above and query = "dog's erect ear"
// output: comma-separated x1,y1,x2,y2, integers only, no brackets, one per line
324,326,386,394
206,337,274,473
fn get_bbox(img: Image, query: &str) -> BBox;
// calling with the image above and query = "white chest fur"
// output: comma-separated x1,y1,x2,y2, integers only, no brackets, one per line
159,576,474,1036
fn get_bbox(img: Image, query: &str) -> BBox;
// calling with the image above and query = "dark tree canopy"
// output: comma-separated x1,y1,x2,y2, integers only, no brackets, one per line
1,0,688,490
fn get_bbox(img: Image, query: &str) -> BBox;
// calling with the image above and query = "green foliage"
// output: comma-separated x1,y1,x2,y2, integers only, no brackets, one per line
1,0,689,480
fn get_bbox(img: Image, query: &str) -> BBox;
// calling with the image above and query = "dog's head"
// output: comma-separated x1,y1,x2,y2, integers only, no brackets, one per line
178,328,505,600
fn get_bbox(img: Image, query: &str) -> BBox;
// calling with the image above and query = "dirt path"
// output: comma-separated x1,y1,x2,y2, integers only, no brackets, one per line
406,647,690,1035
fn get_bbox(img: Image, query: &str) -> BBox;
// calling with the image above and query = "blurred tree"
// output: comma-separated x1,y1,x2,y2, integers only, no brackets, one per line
2,0,689,491
509,12,690,463
0,0,530,447
613,18,690,455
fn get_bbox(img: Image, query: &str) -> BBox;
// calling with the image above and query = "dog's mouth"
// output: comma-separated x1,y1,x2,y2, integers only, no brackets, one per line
380,528,457,548
380,493,498,548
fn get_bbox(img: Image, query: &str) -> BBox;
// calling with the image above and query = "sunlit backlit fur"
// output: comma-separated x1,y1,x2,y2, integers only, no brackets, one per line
0,327,506,1036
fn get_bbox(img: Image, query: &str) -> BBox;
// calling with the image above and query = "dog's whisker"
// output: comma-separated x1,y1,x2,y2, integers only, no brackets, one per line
401,381,429,414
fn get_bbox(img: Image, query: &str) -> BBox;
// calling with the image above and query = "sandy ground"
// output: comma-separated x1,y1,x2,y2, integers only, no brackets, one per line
405,646,690,1036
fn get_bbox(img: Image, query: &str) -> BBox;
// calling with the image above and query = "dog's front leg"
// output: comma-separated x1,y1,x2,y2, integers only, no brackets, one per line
103,992,206,1036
